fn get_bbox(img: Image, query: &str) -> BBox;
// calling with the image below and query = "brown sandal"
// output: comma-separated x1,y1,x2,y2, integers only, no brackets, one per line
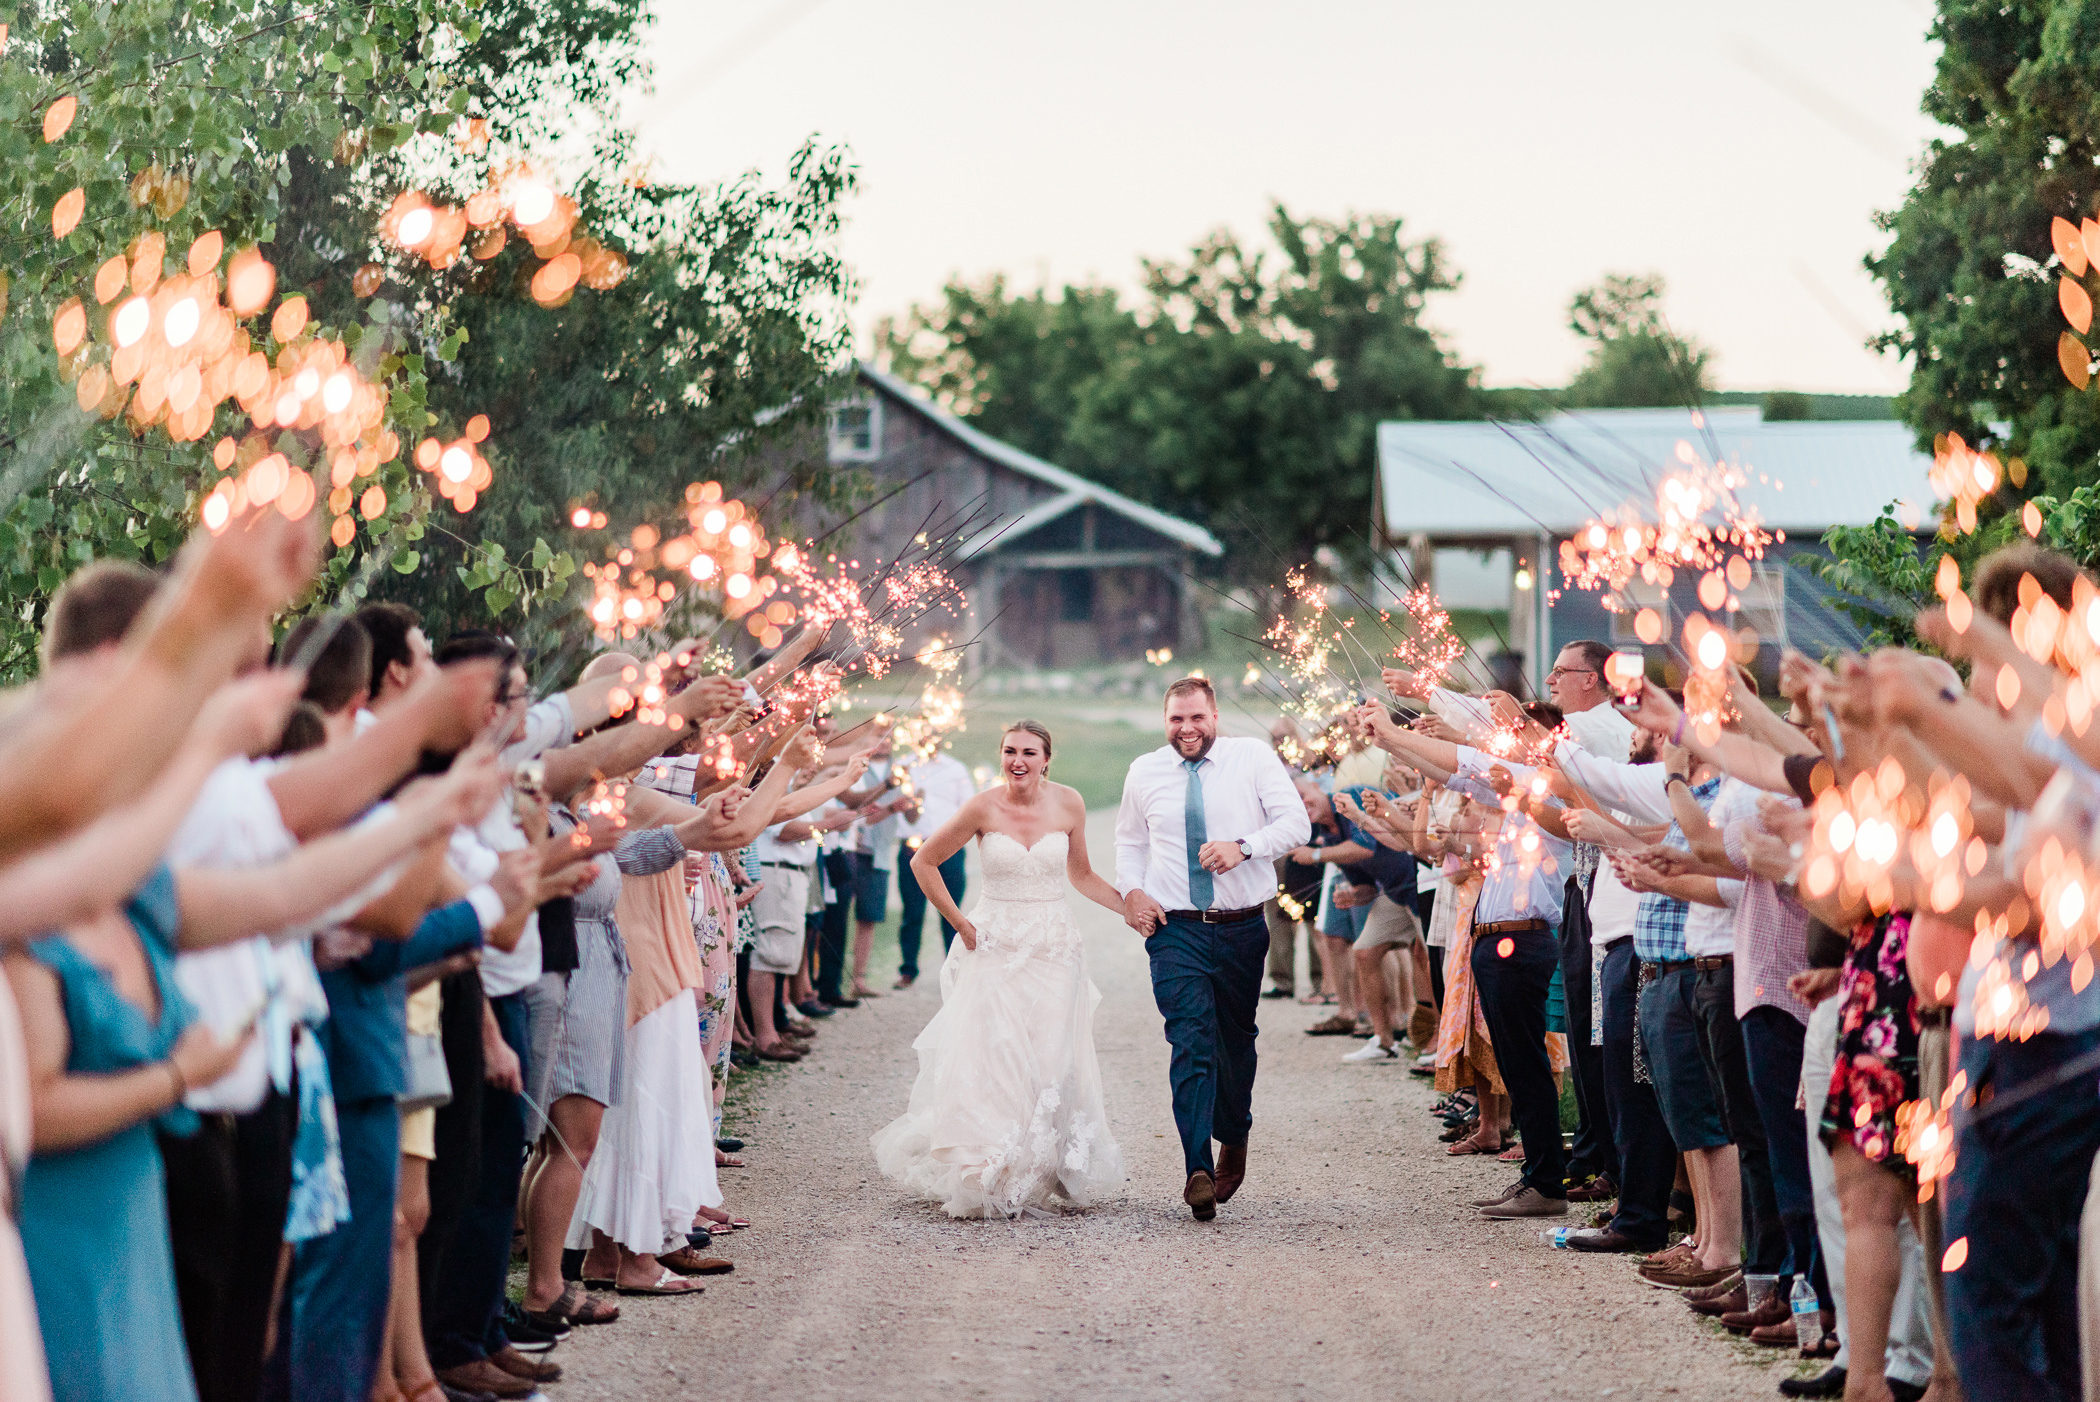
1445,1135,1504,1156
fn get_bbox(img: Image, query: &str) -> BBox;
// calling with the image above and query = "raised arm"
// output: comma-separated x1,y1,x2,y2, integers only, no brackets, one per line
1621,680,1801,797
910,792,989,947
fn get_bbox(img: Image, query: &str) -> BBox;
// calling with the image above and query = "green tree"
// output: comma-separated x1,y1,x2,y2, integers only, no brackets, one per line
0,0,856,677
883,204,1477,579
1562,273,1715,409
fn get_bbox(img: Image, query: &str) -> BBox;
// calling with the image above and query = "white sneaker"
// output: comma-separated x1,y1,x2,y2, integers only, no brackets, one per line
1342,1038,1400,1063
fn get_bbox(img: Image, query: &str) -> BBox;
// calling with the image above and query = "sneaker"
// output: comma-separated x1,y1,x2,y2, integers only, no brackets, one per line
1342,1038,1401,1063
500,1299,565,1351
1471,1178,1525,1207
1478,1186,1569,1219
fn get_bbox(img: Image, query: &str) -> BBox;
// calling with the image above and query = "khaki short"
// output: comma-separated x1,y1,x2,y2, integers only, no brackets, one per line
751,864,813,974
1353,892,1423,951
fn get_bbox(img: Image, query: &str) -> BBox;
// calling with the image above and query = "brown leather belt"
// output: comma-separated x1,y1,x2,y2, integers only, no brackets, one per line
1164,905,1267,924
1473,918,1549,936
1641,959,1693,978
1692,955,1733,972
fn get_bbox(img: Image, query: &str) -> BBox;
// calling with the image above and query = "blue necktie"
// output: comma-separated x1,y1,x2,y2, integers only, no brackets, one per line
1183,758,1213,910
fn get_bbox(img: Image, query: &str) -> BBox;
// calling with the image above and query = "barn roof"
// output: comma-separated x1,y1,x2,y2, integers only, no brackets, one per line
1377,407,1939,541
856,363,1224,558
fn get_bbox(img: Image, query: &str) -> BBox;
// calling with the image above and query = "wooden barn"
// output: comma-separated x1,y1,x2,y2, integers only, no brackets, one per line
795,363,1222,671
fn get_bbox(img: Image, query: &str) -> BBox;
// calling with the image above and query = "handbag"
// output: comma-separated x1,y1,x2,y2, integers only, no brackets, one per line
400,1031,452,1114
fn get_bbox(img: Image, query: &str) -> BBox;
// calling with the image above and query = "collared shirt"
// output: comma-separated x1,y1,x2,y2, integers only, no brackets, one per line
1715,781,1813,1025
1631,775,1722,962
1445,747,1572,927
1588,859,1641,949
472,693,579,999
1115,737,1311,910
1683,779,1747,957
903,752,976,838
754,820,817,868
1554,745,1677,825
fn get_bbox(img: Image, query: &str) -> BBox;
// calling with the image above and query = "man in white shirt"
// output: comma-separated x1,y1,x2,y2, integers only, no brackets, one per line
894,748,977,986
1115,677,1309,1220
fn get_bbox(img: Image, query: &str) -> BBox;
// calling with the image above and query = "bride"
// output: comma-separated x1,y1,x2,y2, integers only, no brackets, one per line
871,720,1126,1218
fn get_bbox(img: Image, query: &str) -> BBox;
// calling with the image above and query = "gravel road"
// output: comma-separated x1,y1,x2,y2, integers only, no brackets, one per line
554,812,1801,1401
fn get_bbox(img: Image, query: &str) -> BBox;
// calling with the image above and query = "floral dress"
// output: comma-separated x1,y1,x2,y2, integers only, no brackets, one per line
1820,909,1921,1182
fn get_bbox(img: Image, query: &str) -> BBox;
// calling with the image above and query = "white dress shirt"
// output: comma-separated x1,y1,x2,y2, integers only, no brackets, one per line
1115,737,1311,911
472,692,579,999
1554,744,1677,825
1446,746,1571,926
904,752,976,838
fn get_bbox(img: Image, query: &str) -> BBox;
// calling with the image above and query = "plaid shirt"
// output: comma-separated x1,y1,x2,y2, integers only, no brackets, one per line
1715,783,1813,1025
1631,775,1722,962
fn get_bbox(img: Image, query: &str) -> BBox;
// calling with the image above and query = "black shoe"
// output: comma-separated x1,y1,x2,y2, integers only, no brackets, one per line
730,1048,760,1069
823,996,859,1010
715,1135,744,1152
1777,1366,1846,1399
501,1298,566,1351
1564,1229,1664,1254
685,1227,714,1250
1887,1383,1926,1402
1261,987,1293,999
796,1000,837,1018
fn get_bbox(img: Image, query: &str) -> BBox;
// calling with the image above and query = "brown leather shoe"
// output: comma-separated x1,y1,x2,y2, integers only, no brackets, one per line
754,1042,803,1061
1640,1258,1741,1291
659,1247,734,1275
1723,1292,1791,1335
1641,1241,1694,1268
1184,1170,1216,1221
436,1360,534,1399
1748,1316,1800,1348
1565,1229,1662,1254
1565,1176,1617,1202
489,1346,562,1384
1687,1282,1747,1317
1478,1186,1568,1219
1214,1143,1247,1203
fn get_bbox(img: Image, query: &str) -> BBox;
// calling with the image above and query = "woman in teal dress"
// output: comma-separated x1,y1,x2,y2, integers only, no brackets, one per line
5,867,248,1402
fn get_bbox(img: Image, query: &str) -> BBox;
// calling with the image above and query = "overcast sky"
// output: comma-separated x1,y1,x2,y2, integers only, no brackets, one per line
632,0,1946,394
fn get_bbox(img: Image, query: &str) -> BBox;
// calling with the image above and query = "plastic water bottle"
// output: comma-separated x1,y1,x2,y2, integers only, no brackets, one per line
1790,1276,1823,1353
1536,1227,1572,1248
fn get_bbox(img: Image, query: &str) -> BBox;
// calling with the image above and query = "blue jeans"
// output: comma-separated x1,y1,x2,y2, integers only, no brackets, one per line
425,990,529,1370
281,1097,399,1402
1471,926,1567,1198
1740,1006,1822,1294
1600,942,1675,1245
1943,1027,2100,1402
1146,912,1267,1177
1690,963,1785,1275
897,848,967,979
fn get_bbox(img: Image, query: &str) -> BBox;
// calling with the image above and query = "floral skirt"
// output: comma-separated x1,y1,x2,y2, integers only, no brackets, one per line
1819,909,1921,1183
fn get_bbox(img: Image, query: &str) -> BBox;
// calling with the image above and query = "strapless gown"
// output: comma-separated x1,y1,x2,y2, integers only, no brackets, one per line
871,830,1124,1218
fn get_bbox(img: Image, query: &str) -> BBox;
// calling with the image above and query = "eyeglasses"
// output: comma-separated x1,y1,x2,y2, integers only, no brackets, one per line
1547,666,1601,682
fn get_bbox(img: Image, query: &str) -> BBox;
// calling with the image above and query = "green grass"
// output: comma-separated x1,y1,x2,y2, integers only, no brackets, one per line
945,706,1160,810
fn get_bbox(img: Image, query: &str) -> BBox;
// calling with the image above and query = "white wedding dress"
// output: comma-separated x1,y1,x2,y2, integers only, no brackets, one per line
871,830,1124,1218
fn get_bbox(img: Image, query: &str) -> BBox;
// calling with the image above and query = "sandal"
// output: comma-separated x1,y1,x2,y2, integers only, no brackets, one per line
1298,991,1337,1006
1445,1136,1503,1156
1305,1013,1357,1036
616,1268,705,1297
527,1282,620,1328
716,1151,744,1168
1496,1144,1526,1162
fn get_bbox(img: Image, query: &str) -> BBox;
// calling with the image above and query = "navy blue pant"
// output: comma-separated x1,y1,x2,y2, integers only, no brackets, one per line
1471,926,1567,1198
1741,1006,1823,1296
1943,1027,2100,1402
426,990,529,1370
1690,963,1786,1274
284,1096,399,1402
897,849,967,979
1557,897,1611,1183
1600,942,1676,1245
815,850,855,1002
1147,912,1267,1177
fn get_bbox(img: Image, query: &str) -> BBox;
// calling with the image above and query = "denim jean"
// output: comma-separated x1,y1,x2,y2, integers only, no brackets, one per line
1146,911,1267,1177
815,849,855,1002
1740,1005,1820,1291
1600,941,1675,1245
896,848,967,979
1471,926,1567,1199
1943,1027,2100,1402
424,990,529,1370
279,1097,400,1402
1689,963,1785,1274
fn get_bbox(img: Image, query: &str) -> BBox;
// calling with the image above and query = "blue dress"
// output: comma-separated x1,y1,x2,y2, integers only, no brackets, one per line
18,867,201,1402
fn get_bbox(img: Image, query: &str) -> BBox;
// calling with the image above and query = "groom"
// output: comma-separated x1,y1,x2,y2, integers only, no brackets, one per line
1116,676,1310,1220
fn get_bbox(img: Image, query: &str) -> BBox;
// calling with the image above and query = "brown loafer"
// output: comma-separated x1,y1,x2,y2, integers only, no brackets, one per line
436,1361,534,1399
1723,1293,1791,1335
1640,1260,1741,1291
489,1346,561,1384
1687,1282,1747,1317
1565,1229,1662,1254
1748,1316,1800,1348
1214,1143,1247,1203
1184,1170,1216,1221
1565,1176,1617,1202
659,1247,734,1275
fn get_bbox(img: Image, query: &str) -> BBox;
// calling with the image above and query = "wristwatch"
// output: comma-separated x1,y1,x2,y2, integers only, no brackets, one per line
1665,772,1690,790
1235,838,1252,858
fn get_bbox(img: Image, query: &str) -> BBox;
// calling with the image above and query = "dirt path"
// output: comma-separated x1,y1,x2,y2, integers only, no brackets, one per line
555,813,1799,1401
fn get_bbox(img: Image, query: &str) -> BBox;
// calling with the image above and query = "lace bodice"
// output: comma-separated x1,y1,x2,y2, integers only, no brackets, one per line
977,830,1069,904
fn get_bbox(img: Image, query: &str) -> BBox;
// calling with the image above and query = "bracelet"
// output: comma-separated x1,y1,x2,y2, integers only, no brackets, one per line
1666,773,1689,789
1670,713,1686,746
165,1058,187,1102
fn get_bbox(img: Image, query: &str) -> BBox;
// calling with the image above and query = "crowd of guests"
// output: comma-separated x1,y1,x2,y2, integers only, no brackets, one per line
1264,546,2100,1402
0,508,958,1402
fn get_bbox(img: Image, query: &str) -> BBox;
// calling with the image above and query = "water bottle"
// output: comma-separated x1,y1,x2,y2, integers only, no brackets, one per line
1536,1227,1572,1248
1790,1276,1823,1353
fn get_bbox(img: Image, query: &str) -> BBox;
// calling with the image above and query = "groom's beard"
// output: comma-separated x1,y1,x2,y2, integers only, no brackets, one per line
1172,733,1216,761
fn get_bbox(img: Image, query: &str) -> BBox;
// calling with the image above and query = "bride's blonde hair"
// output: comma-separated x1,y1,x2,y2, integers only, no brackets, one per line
1001,719,1053,764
